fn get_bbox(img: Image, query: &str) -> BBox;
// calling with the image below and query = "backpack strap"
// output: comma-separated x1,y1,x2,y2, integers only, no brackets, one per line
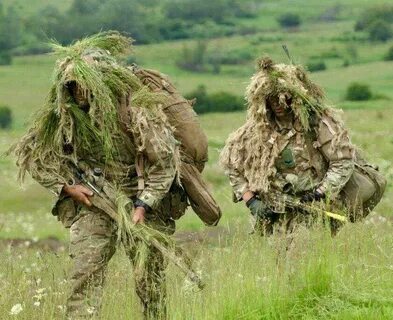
135,153,145,194
118,93,145,194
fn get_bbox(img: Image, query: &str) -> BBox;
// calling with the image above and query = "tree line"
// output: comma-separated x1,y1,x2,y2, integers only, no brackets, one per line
0,0,257,64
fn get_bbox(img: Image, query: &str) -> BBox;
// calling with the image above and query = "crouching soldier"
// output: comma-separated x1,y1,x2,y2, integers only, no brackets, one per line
220,57,386,236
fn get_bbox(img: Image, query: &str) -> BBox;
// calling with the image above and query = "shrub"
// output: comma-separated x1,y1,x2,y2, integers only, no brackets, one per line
355,5,393,31
208,92,244,113
124,55,137,65
185,85,244,114
345,83,372,101
368,19,392,42
306,61,326,72
385,45,393,61
0,51,12,65
176,41,207,72
277,13,301,28
342,59,350,68
0,106,12,129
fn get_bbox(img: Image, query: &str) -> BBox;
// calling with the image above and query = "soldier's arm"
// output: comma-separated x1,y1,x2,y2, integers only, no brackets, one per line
316,113,355,198
226,167,251,202
28,157,94,206
132,110,177,210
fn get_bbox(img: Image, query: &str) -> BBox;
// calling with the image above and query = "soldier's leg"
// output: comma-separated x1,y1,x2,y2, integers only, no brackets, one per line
253,216,277,236
133,245,167,320
67,208,117,319
127,216,175,320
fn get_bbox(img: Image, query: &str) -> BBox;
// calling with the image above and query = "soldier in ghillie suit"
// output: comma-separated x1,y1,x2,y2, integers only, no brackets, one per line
10,32,216,319
220,57,386,236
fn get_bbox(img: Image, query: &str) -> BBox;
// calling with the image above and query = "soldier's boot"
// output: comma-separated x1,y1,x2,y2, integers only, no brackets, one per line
133,246,168,320
66,209,117,319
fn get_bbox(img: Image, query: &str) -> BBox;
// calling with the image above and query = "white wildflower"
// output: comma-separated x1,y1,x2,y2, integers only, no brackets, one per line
87,307,96,315
36,288,46,294
33,301,40,307
9,304,23,315
57,305,65,312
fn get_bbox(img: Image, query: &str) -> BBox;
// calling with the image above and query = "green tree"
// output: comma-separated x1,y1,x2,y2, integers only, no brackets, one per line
277,13,301,28
355,4,393,31
345,83,372,101
368,20,392,42
176,41,208,72
385,45,393,61
0,5,22,64
0,106,12,129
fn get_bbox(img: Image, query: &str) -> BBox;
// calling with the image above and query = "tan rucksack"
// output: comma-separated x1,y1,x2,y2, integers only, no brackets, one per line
130,65,222,226
340,151,386,221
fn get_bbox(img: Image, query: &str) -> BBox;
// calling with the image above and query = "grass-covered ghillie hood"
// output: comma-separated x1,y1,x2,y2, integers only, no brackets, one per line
11,31,172,185
220,56,342,195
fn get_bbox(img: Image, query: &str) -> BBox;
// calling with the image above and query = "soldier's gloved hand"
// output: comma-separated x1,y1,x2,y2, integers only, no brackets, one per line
246,196,270,219
62,184,93,207
300,190,325,203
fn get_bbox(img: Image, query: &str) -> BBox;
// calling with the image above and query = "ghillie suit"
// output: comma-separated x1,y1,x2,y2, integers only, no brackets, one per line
220,57,386,234
10,32,199,319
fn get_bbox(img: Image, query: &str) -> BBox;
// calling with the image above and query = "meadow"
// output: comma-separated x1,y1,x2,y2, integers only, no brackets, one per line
1,0,393,318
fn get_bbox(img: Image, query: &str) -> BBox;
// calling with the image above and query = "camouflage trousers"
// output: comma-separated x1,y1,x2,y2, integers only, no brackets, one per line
66,206,175,320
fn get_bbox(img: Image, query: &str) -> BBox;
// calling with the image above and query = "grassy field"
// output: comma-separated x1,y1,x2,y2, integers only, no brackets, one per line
1,0,393,318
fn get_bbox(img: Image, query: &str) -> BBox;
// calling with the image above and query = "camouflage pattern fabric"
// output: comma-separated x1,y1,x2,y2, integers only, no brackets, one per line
228,113,354,209
66,205,175,319
11,34,186,320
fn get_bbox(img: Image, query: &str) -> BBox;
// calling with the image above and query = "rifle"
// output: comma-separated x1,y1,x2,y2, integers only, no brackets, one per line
264,194,348,222
74,166,205,289
281,195,348,222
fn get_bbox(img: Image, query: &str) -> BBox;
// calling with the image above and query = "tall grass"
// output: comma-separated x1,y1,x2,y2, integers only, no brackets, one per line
1,221,392,319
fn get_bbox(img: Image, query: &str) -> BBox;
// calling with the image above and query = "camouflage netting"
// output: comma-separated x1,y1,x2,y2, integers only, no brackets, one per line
10,31,177,187
220,56,348,195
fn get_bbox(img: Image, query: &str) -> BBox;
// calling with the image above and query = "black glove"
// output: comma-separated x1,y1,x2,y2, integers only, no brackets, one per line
133,198,152,213
246,197,275,219
300,190,325,203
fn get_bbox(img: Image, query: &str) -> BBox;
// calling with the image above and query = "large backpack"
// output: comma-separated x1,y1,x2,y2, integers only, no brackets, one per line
130,65,222,226
340,151,386,221
307,119,386,221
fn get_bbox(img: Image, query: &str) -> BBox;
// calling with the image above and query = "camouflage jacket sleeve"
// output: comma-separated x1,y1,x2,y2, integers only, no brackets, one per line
131,108,178,209
316,113,355,198
31,168,66,196
227,168,249,202
19,135,68,197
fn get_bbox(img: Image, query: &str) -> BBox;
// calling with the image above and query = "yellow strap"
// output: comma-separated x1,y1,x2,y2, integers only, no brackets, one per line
324,211,348,222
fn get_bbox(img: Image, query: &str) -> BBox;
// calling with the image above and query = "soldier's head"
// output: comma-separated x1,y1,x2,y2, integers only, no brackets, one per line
246,56,325,130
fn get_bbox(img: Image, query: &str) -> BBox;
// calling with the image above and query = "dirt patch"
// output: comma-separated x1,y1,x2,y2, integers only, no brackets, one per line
0,227,229,254
0,236,66,252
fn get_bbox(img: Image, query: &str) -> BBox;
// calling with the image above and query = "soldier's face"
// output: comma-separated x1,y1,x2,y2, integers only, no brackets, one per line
268,94,292,119
66,82,90,111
